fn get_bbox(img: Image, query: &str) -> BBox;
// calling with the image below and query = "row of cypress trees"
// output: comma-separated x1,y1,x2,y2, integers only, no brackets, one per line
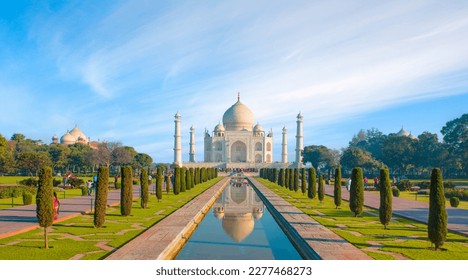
260,166,448,250
171,167,217,195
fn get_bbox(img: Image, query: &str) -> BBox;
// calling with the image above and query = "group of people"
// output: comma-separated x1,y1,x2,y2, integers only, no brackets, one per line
86,175,98,195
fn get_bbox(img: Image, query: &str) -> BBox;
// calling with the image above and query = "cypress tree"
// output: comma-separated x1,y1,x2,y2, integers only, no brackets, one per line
333,167,342,209
284,169,289,189
140,168,149,208
289,168,295,191
120,166,133,216
185,168,191,190
36,167,54,249
301,168,307,195
308,168,316,199
349,167,364,217
428,168,447,250
293,168,299,192
273,169,278,184
278,168,284,187
156,167,163,202
189,167,195,188
201,167,207,182
94,166,109,228
379,168,392,229
165,173,171,194
180,168,186,192
174,167,181,195
318,174,324,202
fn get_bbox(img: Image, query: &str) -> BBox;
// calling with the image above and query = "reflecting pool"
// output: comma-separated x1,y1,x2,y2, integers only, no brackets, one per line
176,177,302,260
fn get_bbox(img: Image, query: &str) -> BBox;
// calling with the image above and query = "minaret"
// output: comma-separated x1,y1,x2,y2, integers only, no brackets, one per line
189,125,195,162
295,112,303,167
282,126,288,163
174,112,182,166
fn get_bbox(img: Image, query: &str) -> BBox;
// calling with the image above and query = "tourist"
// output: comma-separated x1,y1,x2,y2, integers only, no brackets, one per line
87,180,93,195
346,178,352,191
364,177,368,186
53,192,61,220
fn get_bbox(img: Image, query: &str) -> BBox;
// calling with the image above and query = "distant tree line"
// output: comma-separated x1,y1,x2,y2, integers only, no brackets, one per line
302,113,467,178
0,133,152,176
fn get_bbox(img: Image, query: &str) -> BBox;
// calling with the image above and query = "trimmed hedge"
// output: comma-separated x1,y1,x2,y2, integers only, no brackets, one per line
450,197,460,207
94,166,109,228
428,168,447,250
140,169,149,208
349,167,364,217
333,167,342,209
120,166,133,216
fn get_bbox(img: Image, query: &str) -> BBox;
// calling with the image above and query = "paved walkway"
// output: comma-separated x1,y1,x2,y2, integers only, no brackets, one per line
323,185,468,236
0,186,141,239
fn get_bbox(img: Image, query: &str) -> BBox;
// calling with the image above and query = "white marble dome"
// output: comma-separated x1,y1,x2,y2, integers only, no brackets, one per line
70,127,89,144
214,122,225,132
222,95,255,131
60,132,75,145
253,123,264,132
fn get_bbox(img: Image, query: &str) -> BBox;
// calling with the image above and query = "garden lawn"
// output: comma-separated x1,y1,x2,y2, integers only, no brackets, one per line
257,178,468,260
0,177,222,260
398,191,468,210
0,188,83,210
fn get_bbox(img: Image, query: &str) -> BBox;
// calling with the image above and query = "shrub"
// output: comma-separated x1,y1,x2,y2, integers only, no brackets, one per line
443,181,455,189
69,177,84,188
392,188,400,197
114,182,121,189
53,179,61,187
36,167,54,249
334,167,342,209
450,197,460,208
396,179,413,191
428,168,447,250
445,189,468,201
94,166,109,228
379,168,392,229
81,186,87,196
120,166,133,216
19,178,37,187
349,167,364,217
22,192,33,205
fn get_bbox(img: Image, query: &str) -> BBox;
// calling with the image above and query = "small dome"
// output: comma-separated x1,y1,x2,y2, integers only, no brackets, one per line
214,122,225,132
222,94,255,131
396,127,410,137
70,127,88,144
52,135,58,140
253,123,264,132
222,213,254,242
60,132,76,145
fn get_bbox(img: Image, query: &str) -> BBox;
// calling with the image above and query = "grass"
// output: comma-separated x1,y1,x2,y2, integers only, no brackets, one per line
397,191,468,210
257,178,468,260
0,177,223,260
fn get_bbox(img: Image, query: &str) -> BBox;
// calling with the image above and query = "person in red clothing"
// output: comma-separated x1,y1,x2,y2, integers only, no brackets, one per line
53,192,61,220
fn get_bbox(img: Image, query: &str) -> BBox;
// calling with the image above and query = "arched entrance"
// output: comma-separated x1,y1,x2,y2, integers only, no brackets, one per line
231,141,247,162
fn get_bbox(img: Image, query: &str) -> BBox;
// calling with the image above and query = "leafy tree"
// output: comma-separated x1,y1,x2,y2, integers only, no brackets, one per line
382,135,416,175
334,167,342,209
135,153,153,169
301,168,307,194
10,133,26,141
140,168,149,208
441,114,468,175
16,151,52,176
120,166,133,216
36,167,54,248
349,128,386,161
156,166,163,202
111,146,134,169
94,166,109,228
349,167,364,217
0,134,14,174
91,143,111,168
340,147,381,174
303,145,339,175
428,168,447,250
308,168,316,199
68,143,93,172
49,144,71,173
318,175,324,202
379,168,392,229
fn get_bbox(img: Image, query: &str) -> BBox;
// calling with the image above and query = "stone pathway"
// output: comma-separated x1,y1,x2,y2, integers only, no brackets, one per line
0,186,141,239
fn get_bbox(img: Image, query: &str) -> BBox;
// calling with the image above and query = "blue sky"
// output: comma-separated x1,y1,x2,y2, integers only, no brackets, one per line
0,0,467,163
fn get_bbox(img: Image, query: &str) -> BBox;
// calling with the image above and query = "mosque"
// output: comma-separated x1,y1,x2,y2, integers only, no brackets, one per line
174,94,304,169
51,126,100,148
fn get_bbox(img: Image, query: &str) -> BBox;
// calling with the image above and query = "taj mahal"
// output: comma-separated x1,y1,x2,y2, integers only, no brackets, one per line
174,94,304,169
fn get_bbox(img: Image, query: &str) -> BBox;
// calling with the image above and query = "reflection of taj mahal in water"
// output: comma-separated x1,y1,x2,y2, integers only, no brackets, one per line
174,93,304,169
212,178,264,242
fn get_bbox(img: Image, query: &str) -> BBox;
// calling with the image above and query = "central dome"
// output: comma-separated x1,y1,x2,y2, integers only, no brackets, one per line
222,94,255,131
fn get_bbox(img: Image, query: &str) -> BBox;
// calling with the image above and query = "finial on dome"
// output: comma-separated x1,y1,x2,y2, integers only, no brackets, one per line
237,92,240,101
